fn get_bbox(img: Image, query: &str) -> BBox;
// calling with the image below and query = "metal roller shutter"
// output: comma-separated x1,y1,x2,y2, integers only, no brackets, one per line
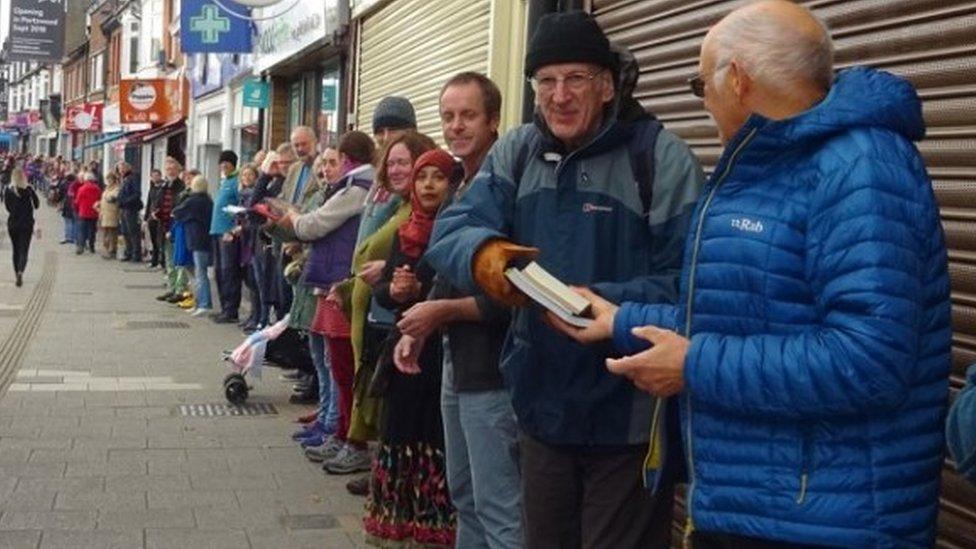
355,0,491,142
592,1,976,546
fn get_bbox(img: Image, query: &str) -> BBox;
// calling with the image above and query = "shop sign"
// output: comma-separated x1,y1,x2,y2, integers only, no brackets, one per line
252,0,338,73
242,79,270,109
65,104,104,132
321,83,337,111
120,79,184,125
181,0,253,54
7,0,66,62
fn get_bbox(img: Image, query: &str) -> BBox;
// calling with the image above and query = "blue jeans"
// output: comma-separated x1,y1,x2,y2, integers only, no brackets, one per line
76,219,96,252
309,333,340,432
441,338,523,549
192,251,213,309
62,215,75,241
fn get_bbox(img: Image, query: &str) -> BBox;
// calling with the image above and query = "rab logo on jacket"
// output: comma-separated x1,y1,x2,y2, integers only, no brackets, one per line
731,218,764,233
583,203,613,214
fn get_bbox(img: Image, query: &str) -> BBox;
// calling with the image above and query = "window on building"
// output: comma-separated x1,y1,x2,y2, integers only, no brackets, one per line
90,53,104,91
129,21,140,74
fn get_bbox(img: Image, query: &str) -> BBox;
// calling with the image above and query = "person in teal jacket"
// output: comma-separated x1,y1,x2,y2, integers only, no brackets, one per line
554,2,951,548
209,150,241,323
425,11,703,547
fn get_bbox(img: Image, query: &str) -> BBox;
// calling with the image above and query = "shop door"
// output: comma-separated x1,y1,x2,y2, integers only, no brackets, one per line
592,1,976,546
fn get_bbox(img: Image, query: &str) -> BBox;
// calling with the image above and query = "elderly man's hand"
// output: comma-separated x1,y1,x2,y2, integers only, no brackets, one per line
606,326,689,397
473,239,539,306
546,287,618,343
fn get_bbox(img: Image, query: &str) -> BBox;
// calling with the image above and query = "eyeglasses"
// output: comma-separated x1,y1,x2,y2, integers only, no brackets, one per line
688,61,730,98
529,71,602,95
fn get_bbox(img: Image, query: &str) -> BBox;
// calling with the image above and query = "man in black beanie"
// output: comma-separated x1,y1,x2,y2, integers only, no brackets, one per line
426,10,704,549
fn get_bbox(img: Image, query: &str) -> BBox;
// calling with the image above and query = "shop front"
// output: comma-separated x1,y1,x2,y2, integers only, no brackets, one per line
252,0,343,151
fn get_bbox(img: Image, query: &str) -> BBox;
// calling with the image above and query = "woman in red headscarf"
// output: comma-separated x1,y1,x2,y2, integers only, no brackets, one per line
363,148,459,547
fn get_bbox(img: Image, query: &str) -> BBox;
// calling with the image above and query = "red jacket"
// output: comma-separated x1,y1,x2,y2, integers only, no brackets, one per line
74,182,102,220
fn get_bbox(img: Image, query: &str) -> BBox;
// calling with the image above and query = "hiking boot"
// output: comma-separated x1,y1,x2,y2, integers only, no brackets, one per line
167,292,189,304
156,291,175,302
324,445,372,475
346,475,370,496
304,436,344,463
178,296,196,310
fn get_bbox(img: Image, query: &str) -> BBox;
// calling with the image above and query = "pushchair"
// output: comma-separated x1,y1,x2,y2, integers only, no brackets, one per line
221,315,291,404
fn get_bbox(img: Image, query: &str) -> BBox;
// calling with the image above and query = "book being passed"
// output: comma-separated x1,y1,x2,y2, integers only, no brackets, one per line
505,262,593,328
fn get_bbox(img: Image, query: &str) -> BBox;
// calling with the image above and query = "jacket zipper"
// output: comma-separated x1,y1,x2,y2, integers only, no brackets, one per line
797,427,811,505
682,128,757,544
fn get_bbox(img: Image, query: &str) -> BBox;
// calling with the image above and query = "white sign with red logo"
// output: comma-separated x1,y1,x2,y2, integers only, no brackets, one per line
65,104,104,132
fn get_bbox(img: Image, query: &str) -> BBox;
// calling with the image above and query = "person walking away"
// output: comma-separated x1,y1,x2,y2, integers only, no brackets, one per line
145,168,164,268
3,168,39,286
173,175,215,316
73,173,102,255
96,173,121,259
117,162,144,262
209,150,242,323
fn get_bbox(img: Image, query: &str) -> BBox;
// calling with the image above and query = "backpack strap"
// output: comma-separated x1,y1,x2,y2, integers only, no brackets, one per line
627,118,663,219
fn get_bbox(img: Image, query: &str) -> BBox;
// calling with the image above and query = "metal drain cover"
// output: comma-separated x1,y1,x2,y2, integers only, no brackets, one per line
280,514,337,530
122,320,190,330
178,403,278,417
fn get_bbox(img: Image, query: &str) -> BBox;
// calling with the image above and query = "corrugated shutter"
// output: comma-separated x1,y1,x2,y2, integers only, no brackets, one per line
593,1,976,547
355,0,491,142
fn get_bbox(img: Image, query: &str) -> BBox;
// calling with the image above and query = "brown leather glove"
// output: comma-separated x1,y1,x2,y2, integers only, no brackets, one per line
473,239,540,306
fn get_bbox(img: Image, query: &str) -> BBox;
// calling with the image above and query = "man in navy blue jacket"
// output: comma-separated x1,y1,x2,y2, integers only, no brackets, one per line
554,2,952,548
116,161,143,262
425,11,703,548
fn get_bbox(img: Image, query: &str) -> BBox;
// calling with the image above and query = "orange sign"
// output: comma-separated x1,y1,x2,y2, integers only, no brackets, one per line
119,79,187,125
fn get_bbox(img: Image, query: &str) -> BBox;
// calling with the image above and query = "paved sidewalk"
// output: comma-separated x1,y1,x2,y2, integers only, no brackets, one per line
0,206,367,548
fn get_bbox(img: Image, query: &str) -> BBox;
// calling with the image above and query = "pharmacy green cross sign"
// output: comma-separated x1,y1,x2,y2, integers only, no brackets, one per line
190,5,231,44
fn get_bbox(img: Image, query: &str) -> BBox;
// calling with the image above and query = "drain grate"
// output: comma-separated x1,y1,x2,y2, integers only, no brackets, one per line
122,320,190,330
280,514,337,530
178,403,278,417
124,284,164,290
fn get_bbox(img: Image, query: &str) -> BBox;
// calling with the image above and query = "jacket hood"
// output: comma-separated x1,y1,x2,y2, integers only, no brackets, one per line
747,67,925,147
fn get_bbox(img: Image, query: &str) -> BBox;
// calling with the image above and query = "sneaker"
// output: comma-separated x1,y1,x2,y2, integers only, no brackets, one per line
291,421,325,441
178,297,196,310
191,308,212,317
305,436,344,463
167,292,189,304
212,313,240,324
324,445,372,475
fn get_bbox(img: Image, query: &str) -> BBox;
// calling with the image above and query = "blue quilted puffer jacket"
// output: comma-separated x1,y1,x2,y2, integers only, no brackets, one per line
614,67,951,548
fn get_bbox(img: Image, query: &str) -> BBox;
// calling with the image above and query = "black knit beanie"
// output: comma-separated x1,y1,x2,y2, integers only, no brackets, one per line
524,11,618,77
219,150,238,167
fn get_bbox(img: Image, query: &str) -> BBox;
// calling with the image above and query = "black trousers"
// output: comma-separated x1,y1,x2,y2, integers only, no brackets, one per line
8,224,33,274
690,531,832,549
520,431,674,549
147,219,164,267
120,209,142,260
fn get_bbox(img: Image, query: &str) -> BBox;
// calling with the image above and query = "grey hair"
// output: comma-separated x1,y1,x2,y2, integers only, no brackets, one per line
712,2,834,93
